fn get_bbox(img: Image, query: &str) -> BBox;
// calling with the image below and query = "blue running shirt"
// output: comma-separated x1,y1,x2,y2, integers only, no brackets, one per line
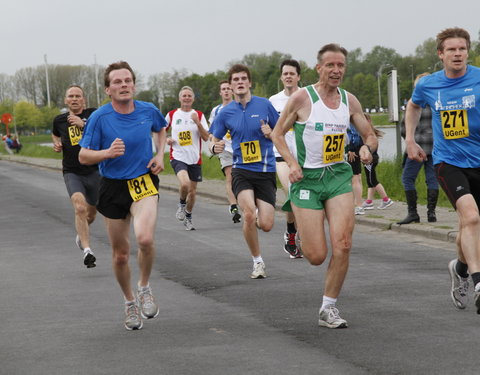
412,65,480,168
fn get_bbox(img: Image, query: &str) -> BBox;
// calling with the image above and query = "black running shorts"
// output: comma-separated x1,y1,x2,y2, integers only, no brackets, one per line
231,168,276,207
97,173,159,219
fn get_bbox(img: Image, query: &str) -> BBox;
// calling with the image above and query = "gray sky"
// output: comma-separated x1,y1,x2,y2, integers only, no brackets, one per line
3,0,480,78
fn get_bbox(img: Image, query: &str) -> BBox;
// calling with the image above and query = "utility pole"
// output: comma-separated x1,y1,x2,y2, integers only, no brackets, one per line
94,55,100,107
44,54,51,107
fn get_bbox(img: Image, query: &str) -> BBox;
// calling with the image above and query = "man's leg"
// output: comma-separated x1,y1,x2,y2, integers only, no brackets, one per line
105,216,133,300
455,195,480,274
224,166,236,205
131,195,160,320
256,198,275,232
237,189,269,279
323,193,355,299
175,170,190,221
237,189,260,257
130,195,158,287
176,169,191,203
277,161,300,257
291,204,328,266
71,192,96,249
225,166,241,223
186,181,198,214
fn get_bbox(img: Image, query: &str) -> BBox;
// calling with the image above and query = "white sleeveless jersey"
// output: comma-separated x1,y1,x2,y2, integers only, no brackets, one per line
269,90,296,158
209,104,233,153
293,85,350,169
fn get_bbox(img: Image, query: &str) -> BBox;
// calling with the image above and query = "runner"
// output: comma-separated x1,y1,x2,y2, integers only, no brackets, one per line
405,27,480,314
79,61,167,330
269,59,303,258
52,85,99,268
210,64,279,279
208,80,241,223
271,44,377,328
166,86,209,231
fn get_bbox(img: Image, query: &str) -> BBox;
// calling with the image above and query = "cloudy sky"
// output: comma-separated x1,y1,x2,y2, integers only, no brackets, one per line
2,0,479,78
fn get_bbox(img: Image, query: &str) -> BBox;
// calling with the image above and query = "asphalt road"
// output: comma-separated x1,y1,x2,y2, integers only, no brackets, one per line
1,160,479,375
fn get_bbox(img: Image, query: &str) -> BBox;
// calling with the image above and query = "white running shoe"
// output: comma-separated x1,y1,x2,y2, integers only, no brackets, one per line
355,206,365,215
377,199,393,209
250,261,266,279
183,216,195,231
361,201,374,210
137,285,159,319
176,203,186,221
318,305,348,328
448,259,469,309
124,301,143,331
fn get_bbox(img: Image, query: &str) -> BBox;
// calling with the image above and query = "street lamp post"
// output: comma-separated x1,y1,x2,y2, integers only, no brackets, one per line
44,54,51,107
377,63,392,110
410,65,414,89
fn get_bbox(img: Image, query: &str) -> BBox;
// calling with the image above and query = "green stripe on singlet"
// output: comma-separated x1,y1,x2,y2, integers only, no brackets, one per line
306,85,319,103
294,122,306,167
338,87,347,105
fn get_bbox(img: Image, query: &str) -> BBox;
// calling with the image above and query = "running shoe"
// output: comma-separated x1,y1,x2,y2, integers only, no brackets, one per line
355,206,365,215
176,203,186,221
448,259,469,309
475,287,480,314
283,231,302,259
184,216,195,231
137,285,159,319
83,249,96,268
75,234,84,251
361,201,374,210
377,199,393,209
230,206,242,223
124,301,143,331
250,261,266,279
318,305,348,328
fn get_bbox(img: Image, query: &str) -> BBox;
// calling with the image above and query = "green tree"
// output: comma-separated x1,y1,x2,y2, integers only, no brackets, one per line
40,106,61,131
14,101,45,133
414,38,440,72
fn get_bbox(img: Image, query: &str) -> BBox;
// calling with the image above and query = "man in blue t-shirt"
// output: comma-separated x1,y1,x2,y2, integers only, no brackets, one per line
79,61,167,331
405,27,480,315
210,64,279,279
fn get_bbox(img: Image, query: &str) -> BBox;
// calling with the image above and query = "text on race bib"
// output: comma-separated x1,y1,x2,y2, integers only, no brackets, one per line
127,174,158,202
240,140,262,163
323,133,345,164
178,130,193,146
441,109,469,139
68,125,83,146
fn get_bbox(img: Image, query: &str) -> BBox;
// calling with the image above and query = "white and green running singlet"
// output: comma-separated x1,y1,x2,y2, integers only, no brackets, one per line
293,85,350,169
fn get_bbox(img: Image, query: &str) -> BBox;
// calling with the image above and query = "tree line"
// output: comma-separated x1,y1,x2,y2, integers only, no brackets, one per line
1,33,479,134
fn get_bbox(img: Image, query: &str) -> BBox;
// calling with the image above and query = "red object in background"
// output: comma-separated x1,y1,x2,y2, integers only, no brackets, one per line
1,113,13,125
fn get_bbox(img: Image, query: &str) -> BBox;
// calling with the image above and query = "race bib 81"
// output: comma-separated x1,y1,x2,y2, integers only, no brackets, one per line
127,174,158,202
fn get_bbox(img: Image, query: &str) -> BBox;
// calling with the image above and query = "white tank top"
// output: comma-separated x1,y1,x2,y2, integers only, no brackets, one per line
293,85,350,169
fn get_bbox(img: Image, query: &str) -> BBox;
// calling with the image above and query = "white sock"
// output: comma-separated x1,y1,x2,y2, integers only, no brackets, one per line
321,296,337,310
253,255,263,264
83,247,92,254
475,283,480,293
124,298,136,305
